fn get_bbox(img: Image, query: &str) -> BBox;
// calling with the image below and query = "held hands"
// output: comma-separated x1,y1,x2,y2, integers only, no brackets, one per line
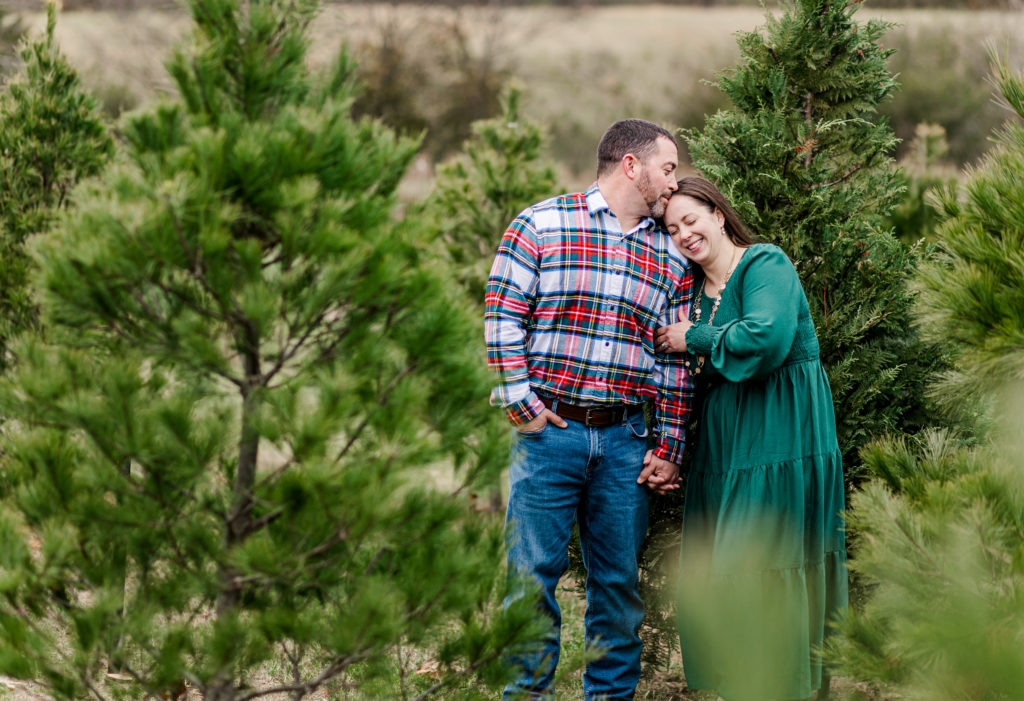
637,449,681,494
517,412,678,494
655,307,692,354
515,408,568,433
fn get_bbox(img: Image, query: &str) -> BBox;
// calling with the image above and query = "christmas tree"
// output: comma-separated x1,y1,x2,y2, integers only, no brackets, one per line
425,85,560,304
886,123,959,245
635,0,953,676
0,4,111,371
829,57,1024,699
0,0,542,698
683,0,946,475
420,86,560,516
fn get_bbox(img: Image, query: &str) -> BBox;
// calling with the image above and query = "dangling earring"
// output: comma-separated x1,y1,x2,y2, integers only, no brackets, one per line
721,226,727,236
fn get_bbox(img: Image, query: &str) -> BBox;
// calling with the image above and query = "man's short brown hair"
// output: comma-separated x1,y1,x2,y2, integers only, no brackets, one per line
596,119,676,177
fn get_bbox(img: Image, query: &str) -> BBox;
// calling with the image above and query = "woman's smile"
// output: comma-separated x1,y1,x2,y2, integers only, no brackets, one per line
664,194,726,265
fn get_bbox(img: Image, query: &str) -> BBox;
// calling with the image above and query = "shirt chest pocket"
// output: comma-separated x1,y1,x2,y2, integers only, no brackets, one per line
620,271,668,331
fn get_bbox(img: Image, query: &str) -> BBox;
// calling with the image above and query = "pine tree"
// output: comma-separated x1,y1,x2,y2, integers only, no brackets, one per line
886,123,958,245
425,85,560,304
417,85,560,514
0,0,542,699
828,54,1024,701
683,0,947,476
0,3,112,371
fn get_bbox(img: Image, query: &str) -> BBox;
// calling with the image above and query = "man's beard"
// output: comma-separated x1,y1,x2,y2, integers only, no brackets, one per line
638,169,667,218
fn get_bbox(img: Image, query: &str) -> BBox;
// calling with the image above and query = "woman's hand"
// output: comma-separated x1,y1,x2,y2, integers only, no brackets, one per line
655,316,692,354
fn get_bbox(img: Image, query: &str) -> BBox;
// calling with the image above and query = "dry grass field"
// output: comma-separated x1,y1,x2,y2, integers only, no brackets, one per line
18,3,1024,186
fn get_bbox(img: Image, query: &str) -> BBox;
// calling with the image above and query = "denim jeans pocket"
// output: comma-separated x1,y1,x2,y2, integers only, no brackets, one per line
624,412,649,440
516,423,549,438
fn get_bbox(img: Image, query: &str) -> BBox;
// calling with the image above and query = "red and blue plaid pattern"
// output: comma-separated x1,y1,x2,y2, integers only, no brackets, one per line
485,184,695,464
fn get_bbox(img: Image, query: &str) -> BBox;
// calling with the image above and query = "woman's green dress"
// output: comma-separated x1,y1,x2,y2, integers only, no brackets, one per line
678,243,847,701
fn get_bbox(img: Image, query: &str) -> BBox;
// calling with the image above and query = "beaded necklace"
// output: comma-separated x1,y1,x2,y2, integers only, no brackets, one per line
685,247,743,376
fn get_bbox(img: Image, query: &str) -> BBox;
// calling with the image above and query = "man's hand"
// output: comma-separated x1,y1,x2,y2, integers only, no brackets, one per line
515,408,569,433
637,449,680,494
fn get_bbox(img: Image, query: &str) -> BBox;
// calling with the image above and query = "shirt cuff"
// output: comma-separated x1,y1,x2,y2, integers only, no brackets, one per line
505,393,545,425
685,322,723,356
654,436,685,465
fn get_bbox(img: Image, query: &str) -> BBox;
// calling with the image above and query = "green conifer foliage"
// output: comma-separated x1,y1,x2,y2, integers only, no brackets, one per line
419,85,561,518
886,123,959,245
427,86,560,303
0,1,541,699
829,56,1024,700
683,0,945,474
0,4,111,371
914,55,1024,414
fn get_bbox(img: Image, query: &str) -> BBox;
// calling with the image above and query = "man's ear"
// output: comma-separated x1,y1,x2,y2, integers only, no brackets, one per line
622,153,640,180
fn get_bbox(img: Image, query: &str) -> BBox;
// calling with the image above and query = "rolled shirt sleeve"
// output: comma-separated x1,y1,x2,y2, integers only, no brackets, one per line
484,212,546,425
654,268,695,464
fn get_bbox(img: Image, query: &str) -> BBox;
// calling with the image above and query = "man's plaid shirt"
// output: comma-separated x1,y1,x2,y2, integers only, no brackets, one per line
484,184,695,464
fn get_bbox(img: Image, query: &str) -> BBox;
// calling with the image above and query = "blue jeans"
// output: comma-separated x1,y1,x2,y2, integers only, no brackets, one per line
503,410,650,700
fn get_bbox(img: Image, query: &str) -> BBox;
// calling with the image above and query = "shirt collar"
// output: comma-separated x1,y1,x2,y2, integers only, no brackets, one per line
585,182,656,237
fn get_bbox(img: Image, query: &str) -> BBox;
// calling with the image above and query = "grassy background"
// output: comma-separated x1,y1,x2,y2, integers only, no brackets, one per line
31,4,1024,191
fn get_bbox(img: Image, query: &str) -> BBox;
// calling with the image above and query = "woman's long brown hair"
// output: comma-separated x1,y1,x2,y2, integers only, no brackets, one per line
672,177,757,247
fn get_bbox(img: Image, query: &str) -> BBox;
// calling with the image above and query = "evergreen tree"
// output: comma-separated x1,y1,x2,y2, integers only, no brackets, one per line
426,85,560,303
0,3,111,371
635,0,954,676
886,123,958,245
683,0,947,476
418,86,560,513
0,0,542,699
828,55,1024,701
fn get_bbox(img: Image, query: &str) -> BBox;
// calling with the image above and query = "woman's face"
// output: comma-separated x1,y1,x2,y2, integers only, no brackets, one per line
664,195,728,265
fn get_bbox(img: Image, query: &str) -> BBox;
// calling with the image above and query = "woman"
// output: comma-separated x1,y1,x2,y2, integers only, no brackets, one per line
655,178,847,701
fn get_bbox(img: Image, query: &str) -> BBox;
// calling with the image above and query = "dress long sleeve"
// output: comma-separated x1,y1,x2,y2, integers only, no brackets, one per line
685,245,801,383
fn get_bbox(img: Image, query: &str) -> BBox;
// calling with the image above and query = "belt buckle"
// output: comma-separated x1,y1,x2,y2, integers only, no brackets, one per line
584,407,594,426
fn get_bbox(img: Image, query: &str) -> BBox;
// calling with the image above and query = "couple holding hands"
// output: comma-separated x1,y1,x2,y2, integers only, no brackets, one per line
484,119,847,701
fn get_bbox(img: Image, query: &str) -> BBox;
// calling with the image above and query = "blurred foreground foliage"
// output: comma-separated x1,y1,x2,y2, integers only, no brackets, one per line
830,54,1024,700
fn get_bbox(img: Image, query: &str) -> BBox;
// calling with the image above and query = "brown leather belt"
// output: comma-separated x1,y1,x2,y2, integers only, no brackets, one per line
540,396,645,428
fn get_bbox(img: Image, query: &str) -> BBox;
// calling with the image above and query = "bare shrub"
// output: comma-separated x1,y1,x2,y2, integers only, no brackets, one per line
349,6,512,160
882,21,1024,166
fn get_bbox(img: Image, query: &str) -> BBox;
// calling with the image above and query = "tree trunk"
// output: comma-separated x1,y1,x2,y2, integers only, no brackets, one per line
209,327,262,701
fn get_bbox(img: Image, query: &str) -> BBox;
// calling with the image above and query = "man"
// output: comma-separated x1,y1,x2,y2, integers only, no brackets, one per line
484,119,695,699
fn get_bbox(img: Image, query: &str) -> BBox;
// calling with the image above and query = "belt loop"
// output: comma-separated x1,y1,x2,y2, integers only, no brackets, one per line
551,398,559,414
